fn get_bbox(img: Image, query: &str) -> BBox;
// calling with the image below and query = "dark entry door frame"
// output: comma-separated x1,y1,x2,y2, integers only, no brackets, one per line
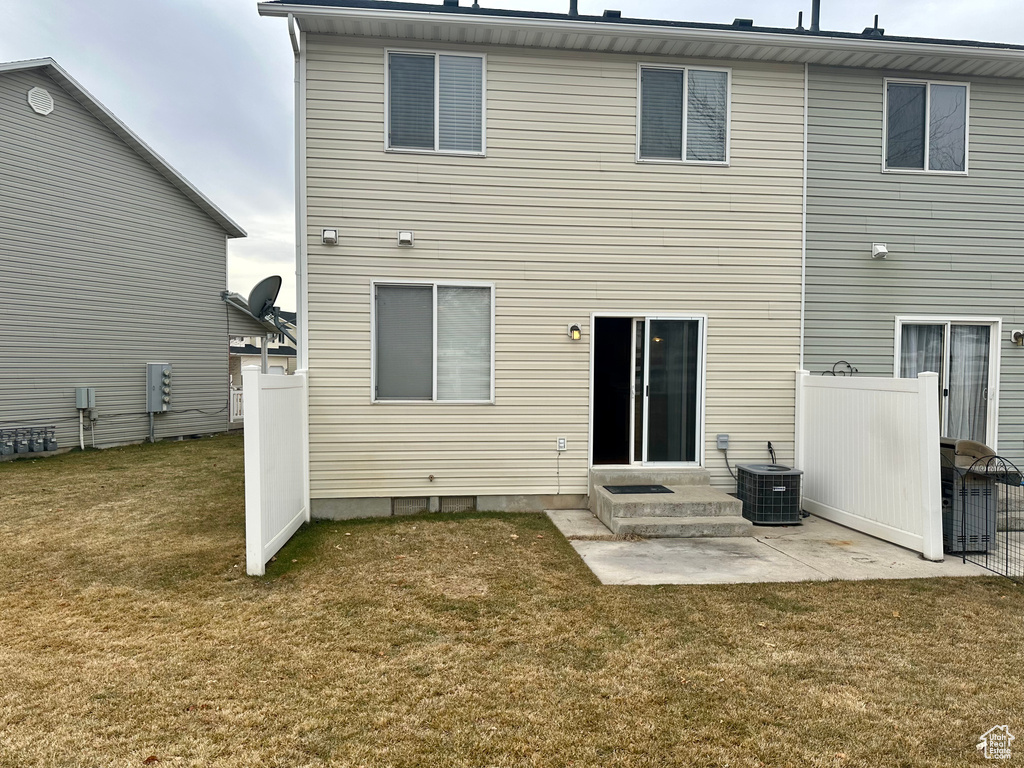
588,312,707,468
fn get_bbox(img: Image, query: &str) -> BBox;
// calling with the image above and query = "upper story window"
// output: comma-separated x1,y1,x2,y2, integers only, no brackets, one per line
637,64,730,165
884,79,969,174
387,51,484,155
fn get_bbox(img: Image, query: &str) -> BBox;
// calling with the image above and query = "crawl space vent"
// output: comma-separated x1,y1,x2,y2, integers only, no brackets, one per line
392,497,429,516
440,496,476,513
27,87,54,116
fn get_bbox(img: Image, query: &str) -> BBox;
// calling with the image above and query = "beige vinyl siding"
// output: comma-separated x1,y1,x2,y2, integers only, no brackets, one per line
305,37,805,499
805,65,1024,464
0,69,239,448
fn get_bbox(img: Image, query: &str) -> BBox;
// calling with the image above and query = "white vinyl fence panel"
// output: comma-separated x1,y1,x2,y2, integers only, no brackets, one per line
243,367,309,575
795,370,943,561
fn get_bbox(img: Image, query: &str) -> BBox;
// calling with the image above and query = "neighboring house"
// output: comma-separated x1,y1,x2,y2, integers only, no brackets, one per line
803,64,1024,467
0,58,270,451
258,0,1024,519
230,311,298,382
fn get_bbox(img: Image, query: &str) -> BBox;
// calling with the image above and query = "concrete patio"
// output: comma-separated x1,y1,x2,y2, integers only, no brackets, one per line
547,509,991,585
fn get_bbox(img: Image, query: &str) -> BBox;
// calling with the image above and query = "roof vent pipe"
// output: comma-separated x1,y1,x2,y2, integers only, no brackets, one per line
569,0,578,16
810,0,820,32
796,11,804,31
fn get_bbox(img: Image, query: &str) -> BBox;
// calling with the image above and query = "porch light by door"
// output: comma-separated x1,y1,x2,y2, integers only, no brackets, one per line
567,323,582,341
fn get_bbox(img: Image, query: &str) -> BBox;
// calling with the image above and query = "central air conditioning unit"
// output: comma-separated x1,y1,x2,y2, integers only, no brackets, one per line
736,464,804,525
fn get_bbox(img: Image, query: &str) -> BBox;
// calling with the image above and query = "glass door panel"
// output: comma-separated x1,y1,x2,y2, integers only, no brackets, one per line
947,324,990,443
632,320,645,464
645,319,700,463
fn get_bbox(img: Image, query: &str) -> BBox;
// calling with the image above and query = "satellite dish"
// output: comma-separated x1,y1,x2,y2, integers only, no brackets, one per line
245,275,297,345
247,275,282,321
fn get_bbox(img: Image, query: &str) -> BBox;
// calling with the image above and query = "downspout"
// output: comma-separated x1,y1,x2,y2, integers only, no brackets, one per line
289,13,308,373
289,13,312,523
799,62,808,372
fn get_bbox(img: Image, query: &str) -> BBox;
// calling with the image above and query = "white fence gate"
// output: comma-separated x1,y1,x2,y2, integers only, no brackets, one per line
795,370,943,561
243,366,309,575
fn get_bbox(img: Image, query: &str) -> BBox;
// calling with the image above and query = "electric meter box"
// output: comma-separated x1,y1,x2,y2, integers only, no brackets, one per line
146,363,172,413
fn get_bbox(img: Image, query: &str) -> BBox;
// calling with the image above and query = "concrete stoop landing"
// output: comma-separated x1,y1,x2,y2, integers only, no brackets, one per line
589,468,753,538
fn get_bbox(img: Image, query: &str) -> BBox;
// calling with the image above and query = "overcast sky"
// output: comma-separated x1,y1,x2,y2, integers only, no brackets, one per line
3,0,1023,311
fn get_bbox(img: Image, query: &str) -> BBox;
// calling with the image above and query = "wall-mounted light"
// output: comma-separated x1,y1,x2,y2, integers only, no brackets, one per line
871,243,888,259
398,231,415,247
567,323,582,341
322,228,338,245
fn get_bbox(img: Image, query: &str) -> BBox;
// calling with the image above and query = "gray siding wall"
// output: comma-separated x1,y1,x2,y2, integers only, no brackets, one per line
805,65,1024,463
1,69,237,449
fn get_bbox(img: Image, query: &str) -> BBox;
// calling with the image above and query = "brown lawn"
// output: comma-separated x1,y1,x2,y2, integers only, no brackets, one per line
0,433,1021,767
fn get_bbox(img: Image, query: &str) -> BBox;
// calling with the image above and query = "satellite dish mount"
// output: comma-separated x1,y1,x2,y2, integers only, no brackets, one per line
247,275,296,344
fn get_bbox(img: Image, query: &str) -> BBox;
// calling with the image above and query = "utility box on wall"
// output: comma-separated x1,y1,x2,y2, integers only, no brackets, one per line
146,363,172,413
75,387,96,409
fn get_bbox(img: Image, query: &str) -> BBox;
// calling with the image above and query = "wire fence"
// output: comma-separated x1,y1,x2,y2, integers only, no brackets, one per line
942,453,1024,583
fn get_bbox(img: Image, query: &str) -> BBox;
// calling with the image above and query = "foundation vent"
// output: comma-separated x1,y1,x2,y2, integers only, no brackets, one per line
440,496,476,513
392,497,429,516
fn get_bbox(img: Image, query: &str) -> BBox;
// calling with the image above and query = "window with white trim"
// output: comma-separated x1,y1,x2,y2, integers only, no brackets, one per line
885,79,968,173
638,65,729,163
374,283,493,402
387,51,484,154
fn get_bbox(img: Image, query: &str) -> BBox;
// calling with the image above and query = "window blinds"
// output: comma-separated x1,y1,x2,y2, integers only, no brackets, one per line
437,286,491,401
439,55,483,153
388,53,435,150
686,69,728,162
640,67,683,160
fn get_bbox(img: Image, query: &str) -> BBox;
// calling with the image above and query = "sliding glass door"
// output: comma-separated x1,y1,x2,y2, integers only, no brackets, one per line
627,317,704,465
899,320,995,445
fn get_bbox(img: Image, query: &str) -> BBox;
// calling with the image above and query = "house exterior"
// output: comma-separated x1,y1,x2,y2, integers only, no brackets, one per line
230,311,299,382
803,65,1024,467
0,58,269,451
259,0,1024,518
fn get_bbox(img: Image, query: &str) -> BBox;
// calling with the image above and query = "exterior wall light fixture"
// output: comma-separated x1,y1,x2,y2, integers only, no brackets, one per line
567,323,582,341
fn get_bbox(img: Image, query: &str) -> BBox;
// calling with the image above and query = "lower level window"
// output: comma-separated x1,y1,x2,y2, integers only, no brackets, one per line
374,282,493,402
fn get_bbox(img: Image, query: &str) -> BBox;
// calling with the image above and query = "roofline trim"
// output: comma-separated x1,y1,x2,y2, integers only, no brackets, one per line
223,291,280,333
257,3,1024,66
0,57,247,238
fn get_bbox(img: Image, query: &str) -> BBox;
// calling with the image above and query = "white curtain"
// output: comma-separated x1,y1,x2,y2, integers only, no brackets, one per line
947,325,989,443
899,324,943,378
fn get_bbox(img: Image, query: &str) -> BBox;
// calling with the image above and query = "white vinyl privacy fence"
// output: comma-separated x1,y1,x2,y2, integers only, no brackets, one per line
243,366,309,575
795,370,943,561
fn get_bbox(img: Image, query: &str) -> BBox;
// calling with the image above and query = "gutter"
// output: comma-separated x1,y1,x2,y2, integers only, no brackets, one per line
256,3,1024,69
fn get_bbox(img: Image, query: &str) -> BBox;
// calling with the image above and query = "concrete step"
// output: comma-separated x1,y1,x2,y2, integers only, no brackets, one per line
610,515,754,538
596,485,742,519
589,467,711,491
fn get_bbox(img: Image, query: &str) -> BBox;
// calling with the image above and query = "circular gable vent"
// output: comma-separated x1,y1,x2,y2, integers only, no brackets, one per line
27,86,54,115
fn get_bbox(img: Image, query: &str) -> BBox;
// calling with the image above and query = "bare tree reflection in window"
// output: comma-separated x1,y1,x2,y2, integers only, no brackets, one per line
687,70,728,162
929,84,966,172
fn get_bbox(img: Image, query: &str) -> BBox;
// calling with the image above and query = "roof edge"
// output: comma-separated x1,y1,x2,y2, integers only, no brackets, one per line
257,2,1024,65
0,58,246,238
